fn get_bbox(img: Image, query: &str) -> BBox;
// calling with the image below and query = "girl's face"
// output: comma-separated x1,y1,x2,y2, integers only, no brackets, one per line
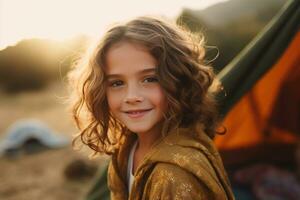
105,41,167,136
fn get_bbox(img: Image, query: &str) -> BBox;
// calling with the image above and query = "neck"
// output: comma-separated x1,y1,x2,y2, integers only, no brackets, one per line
135,124,163,152
136,133,159,151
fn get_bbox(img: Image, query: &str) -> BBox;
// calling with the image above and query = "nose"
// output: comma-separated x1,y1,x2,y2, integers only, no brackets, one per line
124,84,144,104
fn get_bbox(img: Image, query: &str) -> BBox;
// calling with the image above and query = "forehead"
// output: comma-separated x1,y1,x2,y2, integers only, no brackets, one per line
105,41,157,75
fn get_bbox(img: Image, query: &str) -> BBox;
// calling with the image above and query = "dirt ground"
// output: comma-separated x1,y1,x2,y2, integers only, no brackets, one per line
0,82,107,200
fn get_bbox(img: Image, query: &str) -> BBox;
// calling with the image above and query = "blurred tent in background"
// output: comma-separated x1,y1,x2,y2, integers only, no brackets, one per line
85,0,300,199
215,0,300,168
0,119,70,157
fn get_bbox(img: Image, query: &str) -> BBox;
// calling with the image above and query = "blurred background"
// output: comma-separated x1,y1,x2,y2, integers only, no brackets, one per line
1,0,298,199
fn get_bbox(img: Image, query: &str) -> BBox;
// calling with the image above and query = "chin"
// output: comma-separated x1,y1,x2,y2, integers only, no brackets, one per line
126,125,153,134
128,128,151,134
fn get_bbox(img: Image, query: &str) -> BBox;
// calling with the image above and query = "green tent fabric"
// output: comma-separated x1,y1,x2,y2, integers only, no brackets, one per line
217,0,300,115
84,1,300,199
85,161,110,200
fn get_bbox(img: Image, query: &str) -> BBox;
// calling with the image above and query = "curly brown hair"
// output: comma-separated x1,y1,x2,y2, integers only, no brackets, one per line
68,16,222,155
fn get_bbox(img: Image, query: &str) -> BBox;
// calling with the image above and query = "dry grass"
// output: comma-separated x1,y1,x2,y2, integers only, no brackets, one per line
0,81,106,200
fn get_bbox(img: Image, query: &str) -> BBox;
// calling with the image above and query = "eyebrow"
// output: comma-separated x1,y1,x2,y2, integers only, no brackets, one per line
106,68,156,79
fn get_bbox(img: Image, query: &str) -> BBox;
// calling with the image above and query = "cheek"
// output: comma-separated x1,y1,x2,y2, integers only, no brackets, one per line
106,91,121,112
151,87,168,111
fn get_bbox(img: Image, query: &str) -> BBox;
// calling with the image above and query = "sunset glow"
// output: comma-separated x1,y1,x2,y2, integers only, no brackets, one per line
0,0,228,50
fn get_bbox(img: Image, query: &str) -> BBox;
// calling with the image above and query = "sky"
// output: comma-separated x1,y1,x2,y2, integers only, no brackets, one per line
0,0,228,50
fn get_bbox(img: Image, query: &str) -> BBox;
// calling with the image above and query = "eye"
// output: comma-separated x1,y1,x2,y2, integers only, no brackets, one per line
143,76,158,83
109,80,124,87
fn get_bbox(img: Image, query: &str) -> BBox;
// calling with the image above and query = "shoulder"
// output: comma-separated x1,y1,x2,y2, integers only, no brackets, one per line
153,143,219,183
143,163,210,199
150,162,208,188
150,162,201,182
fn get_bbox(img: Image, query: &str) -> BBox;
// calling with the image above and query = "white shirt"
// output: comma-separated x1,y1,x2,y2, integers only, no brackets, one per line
127,141,138,194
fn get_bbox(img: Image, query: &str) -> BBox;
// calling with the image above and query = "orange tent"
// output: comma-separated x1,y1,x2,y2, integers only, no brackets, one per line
215,0,300,167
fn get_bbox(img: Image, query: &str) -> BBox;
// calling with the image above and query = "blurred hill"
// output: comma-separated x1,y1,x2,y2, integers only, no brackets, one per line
177,0,285,71
0,36,89,93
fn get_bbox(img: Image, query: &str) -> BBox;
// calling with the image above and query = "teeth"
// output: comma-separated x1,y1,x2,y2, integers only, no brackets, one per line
127,110,147,114
130,111,142,114
125,109,151,114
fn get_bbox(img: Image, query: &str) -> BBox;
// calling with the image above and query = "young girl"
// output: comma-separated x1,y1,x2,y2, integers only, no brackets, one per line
69,16,235,200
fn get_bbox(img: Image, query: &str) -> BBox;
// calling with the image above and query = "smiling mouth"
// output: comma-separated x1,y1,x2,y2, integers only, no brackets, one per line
124,109,152,118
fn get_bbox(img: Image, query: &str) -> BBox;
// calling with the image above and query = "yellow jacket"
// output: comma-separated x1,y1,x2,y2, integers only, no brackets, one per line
108,125,235,200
